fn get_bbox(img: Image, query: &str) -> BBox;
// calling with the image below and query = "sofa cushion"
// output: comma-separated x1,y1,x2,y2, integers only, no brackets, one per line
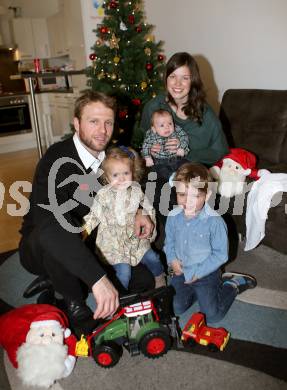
220,89,287,165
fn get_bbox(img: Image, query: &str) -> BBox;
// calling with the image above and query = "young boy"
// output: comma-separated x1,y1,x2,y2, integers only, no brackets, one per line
164,162,257,323
141,109,189,180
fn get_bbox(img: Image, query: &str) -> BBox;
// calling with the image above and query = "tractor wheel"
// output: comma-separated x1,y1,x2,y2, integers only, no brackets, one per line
92,342,122,368
183,337,197,348
208,343,219,352
140,330,171,358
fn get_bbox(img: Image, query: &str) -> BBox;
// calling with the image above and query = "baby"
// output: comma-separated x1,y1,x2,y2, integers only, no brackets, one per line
141,109,189,180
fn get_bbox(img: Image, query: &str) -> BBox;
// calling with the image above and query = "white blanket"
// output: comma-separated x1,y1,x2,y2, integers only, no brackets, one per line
245,172,287,251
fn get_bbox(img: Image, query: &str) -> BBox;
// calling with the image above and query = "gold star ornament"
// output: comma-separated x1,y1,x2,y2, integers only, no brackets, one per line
109,33,120,49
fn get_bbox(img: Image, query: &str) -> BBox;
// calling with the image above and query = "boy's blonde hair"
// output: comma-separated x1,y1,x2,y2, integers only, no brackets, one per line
174,162,211,193
101,146,145,184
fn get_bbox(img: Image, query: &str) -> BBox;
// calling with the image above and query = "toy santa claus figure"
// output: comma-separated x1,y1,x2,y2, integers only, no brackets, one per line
0,304,77,388
210,148,267,197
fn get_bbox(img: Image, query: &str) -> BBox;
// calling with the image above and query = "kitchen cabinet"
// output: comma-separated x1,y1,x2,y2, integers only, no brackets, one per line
64,0,86,70
36,93,75,148
12,18,51,59
32,19,51,59
47,7,69,58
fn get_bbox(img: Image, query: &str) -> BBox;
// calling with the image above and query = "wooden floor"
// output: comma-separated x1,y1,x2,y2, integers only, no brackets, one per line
0,148,39,253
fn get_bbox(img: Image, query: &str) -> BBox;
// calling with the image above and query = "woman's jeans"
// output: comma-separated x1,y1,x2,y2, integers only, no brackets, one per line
113,248,164,289
170,269,237,323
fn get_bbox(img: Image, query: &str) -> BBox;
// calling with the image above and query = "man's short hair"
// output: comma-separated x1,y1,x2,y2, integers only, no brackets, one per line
74,90,117,120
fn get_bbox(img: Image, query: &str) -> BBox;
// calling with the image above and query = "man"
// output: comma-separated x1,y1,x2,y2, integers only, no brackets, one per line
19,90,155,328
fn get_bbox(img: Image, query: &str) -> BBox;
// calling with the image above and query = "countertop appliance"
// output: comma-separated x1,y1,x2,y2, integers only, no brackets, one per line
0,94,32,137
37,74,69,91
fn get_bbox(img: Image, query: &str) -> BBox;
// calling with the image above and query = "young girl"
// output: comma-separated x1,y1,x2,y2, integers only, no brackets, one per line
83,146,166,291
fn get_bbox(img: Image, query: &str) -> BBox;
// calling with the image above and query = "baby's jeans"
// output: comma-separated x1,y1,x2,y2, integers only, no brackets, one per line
113,248,164,290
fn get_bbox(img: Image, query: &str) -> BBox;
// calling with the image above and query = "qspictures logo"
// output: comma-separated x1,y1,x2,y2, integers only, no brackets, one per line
3,157,286,234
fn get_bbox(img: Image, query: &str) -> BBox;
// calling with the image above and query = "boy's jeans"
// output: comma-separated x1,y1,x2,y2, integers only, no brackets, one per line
113,248,164,289
170,269,237,323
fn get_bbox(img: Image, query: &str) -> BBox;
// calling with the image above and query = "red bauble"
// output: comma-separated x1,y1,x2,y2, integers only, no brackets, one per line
109,0,118,8
158,54,164,61
119,109,128,120
131,98,141,106
135,25,142,33
89,53,96,61
146,62,153,71
99,26,108,34
128,15,135,24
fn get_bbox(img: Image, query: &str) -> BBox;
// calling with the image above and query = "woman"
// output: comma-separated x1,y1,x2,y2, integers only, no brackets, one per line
140,52,228,167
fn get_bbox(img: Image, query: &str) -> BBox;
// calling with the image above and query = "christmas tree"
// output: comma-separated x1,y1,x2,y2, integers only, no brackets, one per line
86,0,165,148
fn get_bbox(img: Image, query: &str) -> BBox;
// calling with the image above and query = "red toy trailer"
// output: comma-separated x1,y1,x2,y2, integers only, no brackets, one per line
181,312,230,351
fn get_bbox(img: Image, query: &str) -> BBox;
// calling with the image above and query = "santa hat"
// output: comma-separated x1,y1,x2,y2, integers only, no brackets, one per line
216,148,259,180
0,304,74,369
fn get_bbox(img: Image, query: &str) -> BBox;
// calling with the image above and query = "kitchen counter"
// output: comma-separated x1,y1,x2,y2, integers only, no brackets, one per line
20,70,85,78
0,89,74,97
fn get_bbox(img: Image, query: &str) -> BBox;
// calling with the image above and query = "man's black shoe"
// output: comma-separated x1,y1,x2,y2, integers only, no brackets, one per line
36,289,57,305
23,275,53,298
64,299,94,323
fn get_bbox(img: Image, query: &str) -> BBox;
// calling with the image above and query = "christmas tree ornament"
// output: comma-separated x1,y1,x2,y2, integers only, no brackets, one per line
119,109,128,119
99,26,109,34
96,39,103,46
146,62,153,71
135,25,142,33
109,33,120,49
113,56,120,63
146,35,155,42
131,98,141,106
141,81,147,90
158,54,164,61
89,53,96,61
120,21,128,31
109,0,118,9
144,47,151,56
128,15,135,24
97,71,105,80
111,73,117,80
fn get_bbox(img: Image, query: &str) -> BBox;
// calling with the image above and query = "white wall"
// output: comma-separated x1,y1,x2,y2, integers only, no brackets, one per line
144,0,287,111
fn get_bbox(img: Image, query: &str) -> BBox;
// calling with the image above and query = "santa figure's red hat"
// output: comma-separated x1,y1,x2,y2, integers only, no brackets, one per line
216,148,259,180
0,304,75,369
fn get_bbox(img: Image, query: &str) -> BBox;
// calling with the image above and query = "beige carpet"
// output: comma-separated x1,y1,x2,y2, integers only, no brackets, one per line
226,243,287,309
4,348,286,390
1,243,287,389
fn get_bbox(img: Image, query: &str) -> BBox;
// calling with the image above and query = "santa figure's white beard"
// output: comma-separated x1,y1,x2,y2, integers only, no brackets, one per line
218,169,247,197
17,342,68,388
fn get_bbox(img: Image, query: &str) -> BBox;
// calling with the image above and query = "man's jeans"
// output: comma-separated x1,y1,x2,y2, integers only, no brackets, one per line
170,269,237,323
113,248,164,289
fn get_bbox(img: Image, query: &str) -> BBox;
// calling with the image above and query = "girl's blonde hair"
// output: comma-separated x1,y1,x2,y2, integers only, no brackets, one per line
174,162,211,193
101,146,145,184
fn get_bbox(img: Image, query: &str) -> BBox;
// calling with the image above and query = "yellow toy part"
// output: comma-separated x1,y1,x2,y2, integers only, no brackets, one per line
75,335,89,357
